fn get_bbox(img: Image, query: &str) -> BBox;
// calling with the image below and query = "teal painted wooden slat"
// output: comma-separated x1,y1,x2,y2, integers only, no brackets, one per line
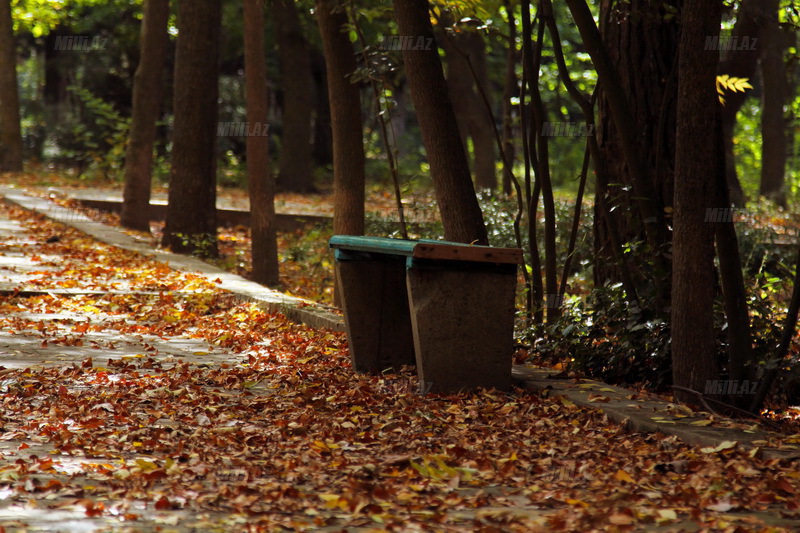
329,235,417,256
329,235,523,264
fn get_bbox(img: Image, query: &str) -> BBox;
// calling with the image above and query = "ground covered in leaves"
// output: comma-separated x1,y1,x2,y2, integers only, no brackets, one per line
0,194,798,531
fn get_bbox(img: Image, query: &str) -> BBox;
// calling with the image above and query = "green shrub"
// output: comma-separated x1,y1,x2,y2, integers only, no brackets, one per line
523,282,674,390
46,86,130,179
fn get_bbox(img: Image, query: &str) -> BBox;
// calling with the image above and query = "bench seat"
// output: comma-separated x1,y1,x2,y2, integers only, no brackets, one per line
330,236,523,394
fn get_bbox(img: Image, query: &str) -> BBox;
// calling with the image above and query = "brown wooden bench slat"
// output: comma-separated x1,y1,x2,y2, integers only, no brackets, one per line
412,242,523,264
330,235,524,265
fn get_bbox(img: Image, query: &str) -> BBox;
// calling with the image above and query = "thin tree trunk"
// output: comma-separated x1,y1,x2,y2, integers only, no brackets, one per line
440,26,496,192
520,0,542,322
245,0,279,285
527,16,558,321
500,0,517,196
468,31,497,192
314,0,365,237
759,2,787,206
121,0,169,232
719,0,773,206
672,0,722,406
275,0,315,193
0,0,22,171
310,47,333,167
713,129,756,401
393,0,487,244
162,0,221,257
440,24,471,159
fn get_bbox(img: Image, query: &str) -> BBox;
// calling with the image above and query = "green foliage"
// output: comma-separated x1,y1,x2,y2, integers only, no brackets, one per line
733,99,762,200
476,191,518,248
12,0,142,37
365,199,442,240
521,204,798,392
174,232,217,258
523,282,674,391
17,56,47,159
45,86,130,179
283,225,331,263
734,204,796,376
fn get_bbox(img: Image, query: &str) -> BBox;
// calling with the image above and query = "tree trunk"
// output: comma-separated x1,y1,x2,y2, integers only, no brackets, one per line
44,28,69,121
571,0,677,312
162,0,221,257
672,0,722,405
500,0,517,196
466,32,496,192
719,0,774,206
388,80,409,161
314,0,365,237
245,0,279,286
275,0,315,193
121,0,169,232
759,1,786,206
0,0,22,171
440,26,496,192
310,47,333,168
392,0,487,245
714,160,756,404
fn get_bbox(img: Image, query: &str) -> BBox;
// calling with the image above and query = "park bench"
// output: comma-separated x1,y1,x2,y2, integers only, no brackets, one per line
329,235,523,393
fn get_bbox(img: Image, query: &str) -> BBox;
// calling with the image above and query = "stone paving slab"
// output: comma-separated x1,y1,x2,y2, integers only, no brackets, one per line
512,366,800,460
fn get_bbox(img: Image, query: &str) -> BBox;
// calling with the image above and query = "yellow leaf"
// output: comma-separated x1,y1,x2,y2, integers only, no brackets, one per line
318,493,340,508
614,469,636,484
565,498,589,508
135,459,158,471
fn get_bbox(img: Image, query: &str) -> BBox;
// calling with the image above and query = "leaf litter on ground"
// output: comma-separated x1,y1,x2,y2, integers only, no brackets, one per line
0,190,799,530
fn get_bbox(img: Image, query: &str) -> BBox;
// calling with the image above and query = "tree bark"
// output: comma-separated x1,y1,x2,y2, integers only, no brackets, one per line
162,0,221,257
245,0,279,285
392,0,487,245
314,0,364,237
310,47,333,167
672,0,722,405
500,0,517,196
440,26,496,191
759,2,786,206
121,0,169,232
718,0,774,206
43,28,69,121
566,0,674,313
275,0,315,193
0,0,22,171
464,31,496,192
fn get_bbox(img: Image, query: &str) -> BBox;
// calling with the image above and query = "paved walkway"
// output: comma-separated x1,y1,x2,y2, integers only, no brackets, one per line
1,186,343,332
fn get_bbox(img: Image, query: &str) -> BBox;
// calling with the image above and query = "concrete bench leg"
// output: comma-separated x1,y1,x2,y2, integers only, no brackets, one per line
335,257,416,373
406,263,517,393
